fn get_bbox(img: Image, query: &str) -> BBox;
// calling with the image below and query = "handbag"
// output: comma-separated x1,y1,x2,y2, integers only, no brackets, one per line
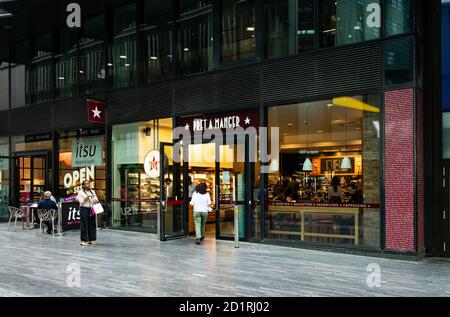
92,203,104,215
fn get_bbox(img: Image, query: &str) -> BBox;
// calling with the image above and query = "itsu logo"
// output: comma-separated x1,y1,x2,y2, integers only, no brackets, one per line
68,206,81,224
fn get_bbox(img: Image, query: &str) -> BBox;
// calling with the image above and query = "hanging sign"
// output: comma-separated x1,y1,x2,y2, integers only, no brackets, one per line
144,150,161,178
71,137,103,167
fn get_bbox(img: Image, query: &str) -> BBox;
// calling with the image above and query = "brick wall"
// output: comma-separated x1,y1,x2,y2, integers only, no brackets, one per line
385,88,415,252
417,89,425,252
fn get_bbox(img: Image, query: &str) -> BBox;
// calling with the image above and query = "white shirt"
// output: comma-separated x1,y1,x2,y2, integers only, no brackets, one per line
190,192,212,213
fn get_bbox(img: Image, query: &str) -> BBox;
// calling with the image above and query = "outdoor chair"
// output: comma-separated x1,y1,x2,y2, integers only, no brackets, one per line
37,209,57,236
7,206,25,231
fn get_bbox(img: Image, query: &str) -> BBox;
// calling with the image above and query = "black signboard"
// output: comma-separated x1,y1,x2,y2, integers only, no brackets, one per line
25,133,52,143
59,127,106,139
61,202,81,231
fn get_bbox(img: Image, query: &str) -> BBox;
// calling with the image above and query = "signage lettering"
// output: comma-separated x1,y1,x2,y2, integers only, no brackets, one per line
64,166,95,193
71,137,103,167
366,3,381,28
66,3,81,28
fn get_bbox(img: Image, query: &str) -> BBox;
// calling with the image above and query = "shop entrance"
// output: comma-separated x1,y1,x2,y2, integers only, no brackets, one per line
13,152,50,206
159,137,255,241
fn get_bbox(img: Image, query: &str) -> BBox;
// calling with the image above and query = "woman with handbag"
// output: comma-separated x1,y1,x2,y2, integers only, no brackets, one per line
77,180,99,246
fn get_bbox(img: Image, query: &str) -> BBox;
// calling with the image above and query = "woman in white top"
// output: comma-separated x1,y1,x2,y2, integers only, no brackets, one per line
76,180,99,246
328,176,343,204
190,183,212,245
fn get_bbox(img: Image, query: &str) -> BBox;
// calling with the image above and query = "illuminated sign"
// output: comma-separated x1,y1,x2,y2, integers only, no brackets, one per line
64,166,95,194
144,150,160,178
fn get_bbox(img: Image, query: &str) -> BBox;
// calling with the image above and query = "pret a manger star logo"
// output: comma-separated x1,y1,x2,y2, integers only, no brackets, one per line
87,99,105,124
92,106,102,119
148,155,159,172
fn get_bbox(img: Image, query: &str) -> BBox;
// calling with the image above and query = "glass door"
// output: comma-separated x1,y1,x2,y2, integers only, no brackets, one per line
216,136,254,240
16,155,48,205
160,143,186,240
0,156,11,220
443,162,450,257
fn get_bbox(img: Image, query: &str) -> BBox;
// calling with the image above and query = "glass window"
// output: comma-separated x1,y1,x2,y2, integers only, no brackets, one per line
177,5,214,75
10,64,26,108
180,0,212,13
443,113,450,159
56,28,78,100
265,0,315,59
80,15,107,94
0,63,8,110
112,4,137,89
58,128,106,226
29,33,54,104
0,138,10,221
385,0,413,36
320,0,380,48
221,0,256,63
442,1,450,110
384,36,414,87
111,118,173,233
142,0,173,82
267,95,381,248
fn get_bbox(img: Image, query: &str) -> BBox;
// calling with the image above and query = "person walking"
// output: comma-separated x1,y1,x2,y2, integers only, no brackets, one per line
77,181,98,246
190,183,212,245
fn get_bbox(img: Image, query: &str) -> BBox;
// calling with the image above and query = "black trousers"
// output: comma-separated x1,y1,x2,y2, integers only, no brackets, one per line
80,207,97,242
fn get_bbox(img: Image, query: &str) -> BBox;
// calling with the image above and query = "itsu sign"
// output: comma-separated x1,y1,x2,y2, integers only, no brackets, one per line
144,150,160,178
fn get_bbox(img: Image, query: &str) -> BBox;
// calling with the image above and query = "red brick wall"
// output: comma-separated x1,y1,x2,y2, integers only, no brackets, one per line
385,88,415,252
417,89,425,252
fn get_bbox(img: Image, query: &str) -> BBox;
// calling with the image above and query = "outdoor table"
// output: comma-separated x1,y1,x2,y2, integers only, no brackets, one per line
21,204,38,229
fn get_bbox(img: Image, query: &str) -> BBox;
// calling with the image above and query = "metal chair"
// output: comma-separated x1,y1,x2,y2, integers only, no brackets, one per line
37,209,57,236
7,206,25,231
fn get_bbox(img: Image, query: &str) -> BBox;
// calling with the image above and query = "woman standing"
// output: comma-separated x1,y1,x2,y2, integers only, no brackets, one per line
190,183,212,245
328,176,343,204
77,180,98,246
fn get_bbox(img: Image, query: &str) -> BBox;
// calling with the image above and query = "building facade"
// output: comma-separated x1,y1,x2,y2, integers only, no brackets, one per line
0,0,444,260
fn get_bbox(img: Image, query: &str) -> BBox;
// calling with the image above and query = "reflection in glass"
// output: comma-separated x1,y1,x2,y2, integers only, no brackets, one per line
222,0,256,63
320,0,380,48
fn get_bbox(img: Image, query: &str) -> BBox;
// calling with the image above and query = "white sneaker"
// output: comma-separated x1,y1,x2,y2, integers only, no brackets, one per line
80,242,88,246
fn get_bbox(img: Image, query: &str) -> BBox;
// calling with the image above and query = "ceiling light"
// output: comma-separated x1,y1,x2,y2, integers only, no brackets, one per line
150,56,158,60
120,55,127,59
246,26,255,32
107,63,113,67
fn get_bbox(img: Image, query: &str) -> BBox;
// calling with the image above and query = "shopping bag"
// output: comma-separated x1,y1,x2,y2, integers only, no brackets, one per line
92,203,104,215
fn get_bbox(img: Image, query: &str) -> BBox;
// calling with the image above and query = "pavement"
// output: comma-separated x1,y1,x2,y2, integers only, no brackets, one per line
0,223,449,297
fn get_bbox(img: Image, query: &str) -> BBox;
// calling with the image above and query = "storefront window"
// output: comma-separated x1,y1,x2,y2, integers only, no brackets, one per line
267,95,381,248
319,0,380,48
384,36,414,87
111,118,173,233
221,0,256,63
385,0,413,37
112,4,137,89
58,128,106,204
265,0,315,59
0,138,10,220
177,3,214,75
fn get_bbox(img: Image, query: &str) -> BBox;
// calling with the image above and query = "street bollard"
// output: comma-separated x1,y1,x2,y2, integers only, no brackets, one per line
234,207,239,248
56,203,64,236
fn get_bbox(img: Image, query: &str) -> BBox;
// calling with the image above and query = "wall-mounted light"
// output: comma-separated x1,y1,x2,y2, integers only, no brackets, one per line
143,127,151,137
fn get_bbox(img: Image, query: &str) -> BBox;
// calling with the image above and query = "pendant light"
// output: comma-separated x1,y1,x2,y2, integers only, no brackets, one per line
303,104,312,172
341,106,352,170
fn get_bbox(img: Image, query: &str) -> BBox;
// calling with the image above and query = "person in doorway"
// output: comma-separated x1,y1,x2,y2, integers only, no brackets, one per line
164,178,174,199
190,183,212,245
328,176,343,204
37,191,58,234
77,181,98,246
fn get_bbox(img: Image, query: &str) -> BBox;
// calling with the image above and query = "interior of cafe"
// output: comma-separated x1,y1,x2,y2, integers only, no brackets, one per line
267,95,381,248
